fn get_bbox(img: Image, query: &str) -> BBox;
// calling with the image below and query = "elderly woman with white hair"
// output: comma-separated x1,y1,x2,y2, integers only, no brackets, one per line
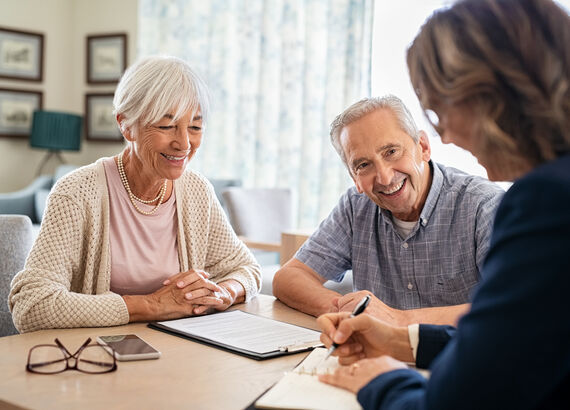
9,56,261,333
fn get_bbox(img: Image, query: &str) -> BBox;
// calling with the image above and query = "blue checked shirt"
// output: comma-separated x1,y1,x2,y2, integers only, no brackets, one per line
296,161,504,309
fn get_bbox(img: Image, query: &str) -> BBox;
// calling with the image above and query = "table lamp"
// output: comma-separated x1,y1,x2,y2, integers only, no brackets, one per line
30,110,82,176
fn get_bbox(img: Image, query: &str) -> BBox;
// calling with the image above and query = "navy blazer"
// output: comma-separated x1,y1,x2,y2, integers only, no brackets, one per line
357,155,570,410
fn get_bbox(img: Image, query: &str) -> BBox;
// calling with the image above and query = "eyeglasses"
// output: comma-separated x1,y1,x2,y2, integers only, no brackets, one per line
26,337,117,374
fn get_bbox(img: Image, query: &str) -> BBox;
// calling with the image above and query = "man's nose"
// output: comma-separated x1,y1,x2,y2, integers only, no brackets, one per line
374,163,394,187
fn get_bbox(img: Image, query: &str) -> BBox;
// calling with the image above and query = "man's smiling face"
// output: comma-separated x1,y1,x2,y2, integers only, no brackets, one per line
340,108,432,222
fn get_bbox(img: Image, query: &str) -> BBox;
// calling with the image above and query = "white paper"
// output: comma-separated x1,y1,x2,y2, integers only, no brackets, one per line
256,348,362,410
157,310,322,354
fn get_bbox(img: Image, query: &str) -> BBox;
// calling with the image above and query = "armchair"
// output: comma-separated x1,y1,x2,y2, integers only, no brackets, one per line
221,187,293,294
0,165,78,225
0,214,34,336
222,187,293,265
0,176,52,224
208,178,242,214
222,187,353,296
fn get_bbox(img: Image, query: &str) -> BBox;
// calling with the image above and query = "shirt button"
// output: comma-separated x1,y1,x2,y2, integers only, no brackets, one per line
402,242,409,249
407,283,413,290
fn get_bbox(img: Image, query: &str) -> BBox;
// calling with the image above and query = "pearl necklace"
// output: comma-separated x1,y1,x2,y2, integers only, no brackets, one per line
117,153,168,215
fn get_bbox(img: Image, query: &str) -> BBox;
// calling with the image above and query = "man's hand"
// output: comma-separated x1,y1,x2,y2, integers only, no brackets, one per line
334,291,411,326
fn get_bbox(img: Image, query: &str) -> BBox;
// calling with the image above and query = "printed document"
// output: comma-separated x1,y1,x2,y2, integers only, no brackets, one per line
154,310,322,356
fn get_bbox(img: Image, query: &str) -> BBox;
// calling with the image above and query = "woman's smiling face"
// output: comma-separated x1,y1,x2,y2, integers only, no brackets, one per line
133,109,204,181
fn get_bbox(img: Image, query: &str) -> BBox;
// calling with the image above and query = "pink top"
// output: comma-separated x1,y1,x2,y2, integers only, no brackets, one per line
103,157,180,295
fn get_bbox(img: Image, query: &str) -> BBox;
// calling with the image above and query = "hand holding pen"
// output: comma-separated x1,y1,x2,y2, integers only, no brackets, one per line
324,295,371,360
317,295,415,366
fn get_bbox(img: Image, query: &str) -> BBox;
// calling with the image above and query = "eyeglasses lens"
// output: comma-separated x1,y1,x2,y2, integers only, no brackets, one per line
77,346,115,373
28,346,68,374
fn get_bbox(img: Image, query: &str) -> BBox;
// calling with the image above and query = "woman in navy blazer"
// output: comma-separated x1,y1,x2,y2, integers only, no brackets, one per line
317,0,570,408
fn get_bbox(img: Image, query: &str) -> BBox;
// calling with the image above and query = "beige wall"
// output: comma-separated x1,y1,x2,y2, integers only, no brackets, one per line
0,0,138,192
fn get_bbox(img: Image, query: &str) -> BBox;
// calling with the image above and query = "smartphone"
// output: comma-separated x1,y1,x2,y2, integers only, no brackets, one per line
96,334,161,361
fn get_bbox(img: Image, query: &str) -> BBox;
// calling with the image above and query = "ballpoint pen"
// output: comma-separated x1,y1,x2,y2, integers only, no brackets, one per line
324,294,371,360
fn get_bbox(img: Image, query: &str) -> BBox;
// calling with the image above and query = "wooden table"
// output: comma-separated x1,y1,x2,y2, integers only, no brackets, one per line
0,295,319,410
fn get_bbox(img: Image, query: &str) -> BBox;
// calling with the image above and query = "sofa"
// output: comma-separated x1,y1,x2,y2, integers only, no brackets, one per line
0,165,78,230
0,214,34,336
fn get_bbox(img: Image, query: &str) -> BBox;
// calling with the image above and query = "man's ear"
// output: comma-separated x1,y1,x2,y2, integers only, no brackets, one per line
116,114,133,142
418,130,431,162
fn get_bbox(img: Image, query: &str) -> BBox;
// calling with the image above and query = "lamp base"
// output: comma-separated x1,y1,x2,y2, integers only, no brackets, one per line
36,150,66,176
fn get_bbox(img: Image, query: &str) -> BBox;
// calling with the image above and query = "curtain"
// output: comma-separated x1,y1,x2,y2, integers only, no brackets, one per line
139,0,373,229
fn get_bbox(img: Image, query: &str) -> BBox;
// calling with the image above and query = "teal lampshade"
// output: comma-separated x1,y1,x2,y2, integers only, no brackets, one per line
30,110,82,151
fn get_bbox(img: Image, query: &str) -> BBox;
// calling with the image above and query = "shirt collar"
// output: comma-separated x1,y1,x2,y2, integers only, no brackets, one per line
419,160,442,227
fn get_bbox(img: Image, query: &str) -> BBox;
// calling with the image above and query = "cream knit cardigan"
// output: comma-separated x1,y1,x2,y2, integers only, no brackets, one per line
9,159,261,333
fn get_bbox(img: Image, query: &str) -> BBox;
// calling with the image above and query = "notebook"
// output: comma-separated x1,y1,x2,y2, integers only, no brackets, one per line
149,310,323,360
255,347,362,410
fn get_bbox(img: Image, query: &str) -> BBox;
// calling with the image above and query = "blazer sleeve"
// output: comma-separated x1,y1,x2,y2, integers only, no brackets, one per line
355,167,570,410
416,325,456,369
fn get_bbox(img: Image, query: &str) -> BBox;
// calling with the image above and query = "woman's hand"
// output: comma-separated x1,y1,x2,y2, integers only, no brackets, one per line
163,270,245,315
162,270,226,314
317,312,414,365
123,271,214,322
124,270,243,322
318,356,408,393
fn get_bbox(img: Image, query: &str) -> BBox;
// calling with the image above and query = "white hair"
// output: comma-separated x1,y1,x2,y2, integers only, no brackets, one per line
113,55,210,133
330,95,420,168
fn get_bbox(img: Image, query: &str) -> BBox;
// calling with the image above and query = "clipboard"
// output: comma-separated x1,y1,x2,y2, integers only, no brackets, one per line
148,310,323,360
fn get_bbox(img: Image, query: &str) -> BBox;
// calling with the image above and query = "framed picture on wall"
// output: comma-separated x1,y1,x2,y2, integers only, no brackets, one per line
0,88,43,138
85,93,123,141
0,27,44,82
86,33,127,84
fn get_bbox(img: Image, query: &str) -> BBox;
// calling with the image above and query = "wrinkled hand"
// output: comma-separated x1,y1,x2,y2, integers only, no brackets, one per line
317,312,413,365
335,291,410,326
318,356,408,393
162,269,233,315
139,270,215,321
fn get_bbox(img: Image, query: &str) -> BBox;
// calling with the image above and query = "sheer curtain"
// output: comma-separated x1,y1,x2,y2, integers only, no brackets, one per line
138,0,373,228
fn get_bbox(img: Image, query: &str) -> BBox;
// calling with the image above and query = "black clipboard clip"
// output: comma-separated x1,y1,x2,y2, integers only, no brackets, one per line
278,340,323,353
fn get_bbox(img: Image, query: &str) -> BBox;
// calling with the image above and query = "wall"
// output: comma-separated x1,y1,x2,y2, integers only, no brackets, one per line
0,0,137,192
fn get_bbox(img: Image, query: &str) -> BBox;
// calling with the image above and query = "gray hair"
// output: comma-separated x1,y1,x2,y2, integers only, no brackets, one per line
330,95,420,168
113,55,210,134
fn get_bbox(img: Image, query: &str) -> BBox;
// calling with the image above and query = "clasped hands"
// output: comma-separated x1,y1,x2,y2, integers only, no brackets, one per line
151,269,236,319
316,309,413,393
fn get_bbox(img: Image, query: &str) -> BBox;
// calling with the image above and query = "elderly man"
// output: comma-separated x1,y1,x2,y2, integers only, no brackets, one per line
273,95,504,326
